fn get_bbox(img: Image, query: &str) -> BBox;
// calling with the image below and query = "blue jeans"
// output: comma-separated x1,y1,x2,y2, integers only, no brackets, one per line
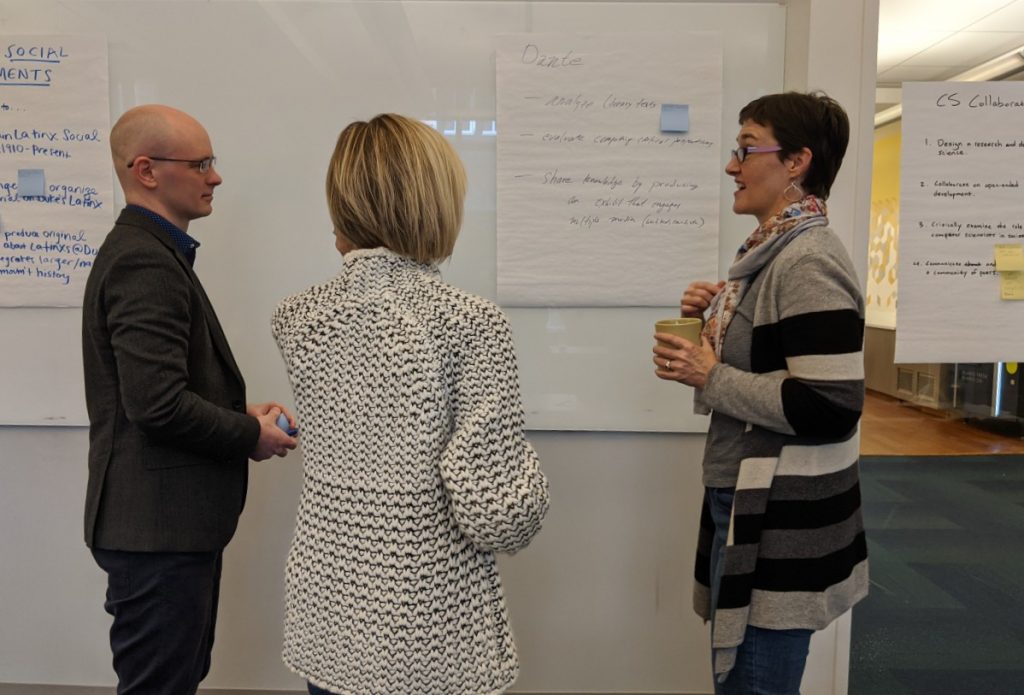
706,487,812,695
308,683,337,695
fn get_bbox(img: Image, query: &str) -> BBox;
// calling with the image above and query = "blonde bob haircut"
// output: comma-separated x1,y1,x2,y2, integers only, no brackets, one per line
326,113,467,264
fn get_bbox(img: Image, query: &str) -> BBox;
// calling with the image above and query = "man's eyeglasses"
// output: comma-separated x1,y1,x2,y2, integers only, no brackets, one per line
127,156,217,174
730,145,782,163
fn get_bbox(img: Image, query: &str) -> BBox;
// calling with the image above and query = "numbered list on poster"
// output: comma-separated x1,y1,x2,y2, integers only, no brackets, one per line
898,81,1024,362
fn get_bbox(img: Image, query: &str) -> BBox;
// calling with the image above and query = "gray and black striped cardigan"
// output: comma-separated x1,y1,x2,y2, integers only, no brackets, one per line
693,226,869,680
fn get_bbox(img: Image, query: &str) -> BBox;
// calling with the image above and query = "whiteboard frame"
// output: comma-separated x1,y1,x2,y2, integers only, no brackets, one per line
0,1,785,430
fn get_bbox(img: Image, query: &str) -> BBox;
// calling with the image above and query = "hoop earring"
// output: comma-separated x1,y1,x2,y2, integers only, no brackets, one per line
783,180,804,203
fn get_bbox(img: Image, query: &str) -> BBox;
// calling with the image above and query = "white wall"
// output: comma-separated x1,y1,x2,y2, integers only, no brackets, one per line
0,428,714,692
0,0,878,692
786,0,880,285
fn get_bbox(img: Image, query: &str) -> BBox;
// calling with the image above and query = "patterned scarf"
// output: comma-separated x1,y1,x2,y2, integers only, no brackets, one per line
702,195,829,358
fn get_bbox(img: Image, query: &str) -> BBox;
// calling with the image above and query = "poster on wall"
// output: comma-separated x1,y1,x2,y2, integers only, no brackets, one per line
0,34,112,307
495,33,721,307
897,81,1024,363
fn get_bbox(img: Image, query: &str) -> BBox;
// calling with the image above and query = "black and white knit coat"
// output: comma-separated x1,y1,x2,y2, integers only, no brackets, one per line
692,226,869,680
271,247,550,694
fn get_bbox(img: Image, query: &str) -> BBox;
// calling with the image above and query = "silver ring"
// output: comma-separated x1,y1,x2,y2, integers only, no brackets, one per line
665,359,672,370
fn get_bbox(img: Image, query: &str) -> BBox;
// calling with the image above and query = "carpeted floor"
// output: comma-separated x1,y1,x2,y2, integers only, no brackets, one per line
851,455,1024,695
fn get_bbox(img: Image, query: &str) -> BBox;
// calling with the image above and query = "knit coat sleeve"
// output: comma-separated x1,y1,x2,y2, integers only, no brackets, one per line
270,293,303,356
700,246,865,438
438,305,550,554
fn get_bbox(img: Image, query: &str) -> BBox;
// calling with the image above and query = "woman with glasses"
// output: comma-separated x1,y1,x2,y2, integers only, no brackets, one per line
271,113,549,695
653,92,868,694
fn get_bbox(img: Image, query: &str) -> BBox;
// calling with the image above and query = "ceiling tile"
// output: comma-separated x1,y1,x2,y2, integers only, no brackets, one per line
880,0,1013,32
876,0,1024,89
965,0,1024,31
902,31,1024,68
877,64,969,85
877,29,955,69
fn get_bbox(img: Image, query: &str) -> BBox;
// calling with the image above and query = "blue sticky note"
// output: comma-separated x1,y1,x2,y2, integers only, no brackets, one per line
660,104,689,133
18,169,46,198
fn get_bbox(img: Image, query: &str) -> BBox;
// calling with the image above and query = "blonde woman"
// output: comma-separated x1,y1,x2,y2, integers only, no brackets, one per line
272,114,549,695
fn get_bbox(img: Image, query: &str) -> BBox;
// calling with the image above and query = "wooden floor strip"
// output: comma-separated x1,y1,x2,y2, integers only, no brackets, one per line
861,390,1024,456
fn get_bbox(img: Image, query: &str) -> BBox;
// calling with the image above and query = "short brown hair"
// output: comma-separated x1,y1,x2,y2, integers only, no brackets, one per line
739,91,849,199
326,114,466,263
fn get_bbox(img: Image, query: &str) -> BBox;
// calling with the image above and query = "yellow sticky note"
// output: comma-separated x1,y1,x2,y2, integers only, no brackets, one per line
994,243,1024,271
1000,271,1024,300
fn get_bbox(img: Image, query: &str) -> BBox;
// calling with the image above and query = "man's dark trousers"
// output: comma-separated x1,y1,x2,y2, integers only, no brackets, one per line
92,548,223,695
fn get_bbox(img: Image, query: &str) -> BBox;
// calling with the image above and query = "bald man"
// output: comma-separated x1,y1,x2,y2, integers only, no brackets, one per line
81,105,296,694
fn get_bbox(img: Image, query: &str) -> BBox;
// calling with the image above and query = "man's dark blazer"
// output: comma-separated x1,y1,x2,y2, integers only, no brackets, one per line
82,207,260,552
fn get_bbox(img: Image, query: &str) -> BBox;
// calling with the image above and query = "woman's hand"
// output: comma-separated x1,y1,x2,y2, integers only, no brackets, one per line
681,280,725,317
652,333,719,389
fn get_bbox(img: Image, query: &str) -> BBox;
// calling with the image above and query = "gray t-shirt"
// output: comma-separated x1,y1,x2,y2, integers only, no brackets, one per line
700,292,754,488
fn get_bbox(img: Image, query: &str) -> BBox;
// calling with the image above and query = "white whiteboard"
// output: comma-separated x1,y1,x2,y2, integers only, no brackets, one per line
0,1,784,431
